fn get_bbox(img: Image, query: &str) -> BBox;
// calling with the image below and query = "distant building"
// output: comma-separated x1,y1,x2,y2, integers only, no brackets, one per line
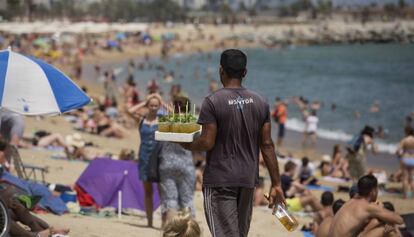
0,0,7,11
172,0,207,10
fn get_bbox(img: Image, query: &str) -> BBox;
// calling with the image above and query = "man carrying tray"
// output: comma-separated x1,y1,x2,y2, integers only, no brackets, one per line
181,49,285,237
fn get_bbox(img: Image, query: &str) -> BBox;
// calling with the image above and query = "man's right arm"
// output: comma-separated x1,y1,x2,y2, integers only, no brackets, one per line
368,204,404,225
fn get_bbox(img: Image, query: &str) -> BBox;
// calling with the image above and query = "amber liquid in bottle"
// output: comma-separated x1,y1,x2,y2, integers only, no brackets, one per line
274,204,299,232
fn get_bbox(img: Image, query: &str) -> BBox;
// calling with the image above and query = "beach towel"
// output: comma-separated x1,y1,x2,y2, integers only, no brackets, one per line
302,231,314,237
1,172,68,215
306,185,334,192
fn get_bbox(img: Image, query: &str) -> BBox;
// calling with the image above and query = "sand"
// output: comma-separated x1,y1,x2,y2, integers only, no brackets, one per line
16,23,414,237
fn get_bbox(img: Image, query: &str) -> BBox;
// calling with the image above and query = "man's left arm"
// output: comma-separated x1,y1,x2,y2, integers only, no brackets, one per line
260,121,285,209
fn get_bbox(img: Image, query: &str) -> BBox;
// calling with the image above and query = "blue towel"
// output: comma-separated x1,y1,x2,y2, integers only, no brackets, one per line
1,172,68,215
302,231,314,237
306,185,334,192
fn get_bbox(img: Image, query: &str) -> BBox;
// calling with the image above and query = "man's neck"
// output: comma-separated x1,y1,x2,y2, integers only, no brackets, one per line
223,79,242,89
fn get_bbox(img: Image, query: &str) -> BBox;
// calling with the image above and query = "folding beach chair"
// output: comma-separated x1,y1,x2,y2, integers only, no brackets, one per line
0,196,10,237
5,145,48,184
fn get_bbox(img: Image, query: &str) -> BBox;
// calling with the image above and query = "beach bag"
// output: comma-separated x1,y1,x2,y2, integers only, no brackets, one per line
147,142,162,183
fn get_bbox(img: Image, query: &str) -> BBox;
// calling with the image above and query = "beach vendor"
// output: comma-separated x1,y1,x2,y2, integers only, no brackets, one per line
181,49,285,237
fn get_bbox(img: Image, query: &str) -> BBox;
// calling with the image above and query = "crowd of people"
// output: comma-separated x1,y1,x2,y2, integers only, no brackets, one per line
0,24,411,237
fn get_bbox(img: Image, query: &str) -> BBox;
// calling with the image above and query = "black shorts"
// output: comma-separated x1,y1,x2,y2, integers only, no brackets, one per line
278,123,285,138
203,187,254,237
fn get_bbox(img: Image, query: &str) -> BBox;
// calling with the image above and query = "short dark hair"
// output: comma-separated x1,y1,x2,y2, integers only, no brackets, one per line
284,161,297,172
220,49,247,80
332,199,345,215
321,191,334,206
357,174,378,197
0,140,7,152
349,184,358,199
301,157,309,167
383,201,395,212
406,126,414,136
361,125,375,138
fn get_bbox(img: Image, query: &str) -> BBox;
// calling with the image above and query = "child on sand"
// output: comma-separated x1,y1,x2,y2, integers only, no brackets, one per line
163,214,200,237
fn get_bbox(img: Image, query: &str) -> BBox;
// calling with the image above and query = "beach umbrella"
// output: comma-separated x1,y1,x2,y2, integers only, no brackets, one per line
0,48,91,115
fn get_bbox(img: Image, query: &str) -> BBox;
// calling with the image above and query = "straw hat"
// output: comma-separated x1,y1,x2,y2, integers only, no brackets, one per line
66,133,85,148
322,154,332,162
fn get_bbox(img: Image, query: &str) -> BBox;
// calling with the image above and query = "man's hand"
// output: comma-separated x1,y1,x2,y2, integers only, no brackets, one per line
179,142,191,150
266,185,286,212
384,224,396,234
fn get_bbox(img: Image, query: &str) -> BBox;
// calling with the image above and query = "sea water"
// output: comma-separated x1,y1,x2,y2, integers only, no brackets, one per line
117,43,414,153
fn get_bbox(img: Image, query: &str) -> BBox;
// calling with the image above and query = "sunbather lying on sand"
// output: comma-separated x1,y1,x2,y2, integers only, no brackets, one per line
2,194,69,237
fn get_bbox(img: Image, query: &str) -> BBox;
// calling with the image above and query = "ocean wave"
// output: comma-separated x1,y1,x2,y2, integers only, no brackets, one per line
285,118,397,154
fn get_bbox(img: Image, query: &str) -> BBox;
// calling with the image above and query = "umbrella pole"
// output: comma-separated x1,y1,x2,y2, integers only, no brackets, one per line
118,191,122,219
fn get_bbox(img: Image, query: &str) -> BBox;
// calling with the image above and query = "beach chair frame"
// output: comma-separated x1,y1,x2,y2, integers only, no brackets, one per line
0,196,10,237
5,146,48,184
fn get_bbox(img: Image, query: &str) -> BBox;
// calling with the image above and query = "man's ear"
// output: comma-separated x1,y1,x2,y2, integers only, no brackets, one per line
219,66,224,75
242,69,247,78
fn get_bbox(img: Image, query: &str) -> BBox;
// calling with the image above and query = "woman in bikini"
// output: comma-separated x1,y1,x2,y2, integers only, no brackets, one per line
396,126,414,199
331,145,350,179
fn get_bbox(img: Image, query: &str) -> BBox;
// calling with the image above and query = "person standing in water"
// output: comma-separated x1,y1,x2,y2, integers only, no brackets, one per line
181,49,285,237
396,126,414,199
303,110,319,149
272,97,287,147
346,126,378,181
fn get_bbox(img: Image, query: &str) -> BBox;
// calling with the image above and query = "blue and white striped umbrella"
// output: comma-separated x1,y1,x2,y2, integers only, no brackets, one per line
0,48,91,115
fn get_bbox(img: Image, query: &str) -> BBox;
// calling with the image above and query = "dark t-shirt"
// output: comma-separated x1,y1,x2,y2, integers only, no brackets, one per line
198,87,270,188
281,174,293,198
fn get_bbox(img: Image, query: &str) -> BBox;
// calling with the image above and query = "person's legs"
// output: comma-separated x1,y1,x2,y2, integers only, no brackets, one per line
203,187,239,237
310,133,317,148
277,123,285,147
176,169,195,216
299,193,323,212
408,166,414,198
159,176,179,228
402,165,410,198
302,132,309,149
37,133,67,148
237,188,254,237
143,181,154,227
10,199,49,231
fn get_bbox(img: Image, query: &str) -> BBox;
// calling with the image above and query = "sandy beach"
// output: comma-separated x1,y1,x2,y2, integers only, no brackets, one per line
4,21,412,237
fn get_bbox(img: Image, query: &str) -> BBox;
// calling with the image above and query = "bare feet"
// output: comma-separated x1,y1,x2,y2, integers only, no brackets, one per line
50,226,70,235
37,229,50,237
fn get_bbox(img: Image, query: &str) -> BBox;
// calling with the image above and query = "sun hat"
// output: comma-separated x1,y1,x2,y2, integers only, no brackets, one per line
66,133,85,148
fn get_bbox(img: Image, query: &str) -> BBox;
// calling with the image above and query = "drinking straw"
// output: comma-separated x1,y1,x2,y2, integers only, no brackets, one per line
186,101,189,122
178,106,181,123
193,104,196,117
172,103,175,119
